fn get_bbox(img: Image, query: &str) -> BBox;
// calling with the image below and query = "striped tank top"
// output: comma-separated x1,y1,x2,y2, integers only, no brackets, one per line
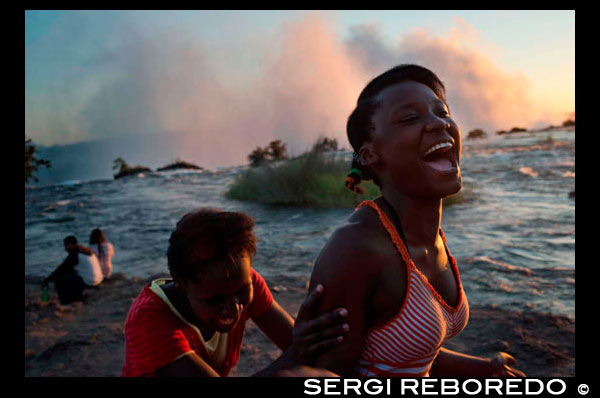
355,200,469,377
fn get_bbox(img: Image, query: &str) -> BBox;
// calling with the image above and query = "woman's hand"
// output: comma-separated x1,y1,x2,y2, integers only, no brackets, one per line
489,352,527,377
292,284,350,364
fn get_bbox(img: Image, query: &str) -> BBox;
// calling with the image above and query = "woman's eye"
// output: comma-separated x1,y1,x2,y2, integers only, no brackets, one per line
400,116,420,123
206,298,224,307
237,290,251,304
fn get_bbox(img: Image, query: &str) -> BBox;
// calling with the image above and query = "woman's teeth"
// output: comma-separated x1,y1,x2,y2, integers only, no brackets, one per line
424,141,453,157
217,317,236,326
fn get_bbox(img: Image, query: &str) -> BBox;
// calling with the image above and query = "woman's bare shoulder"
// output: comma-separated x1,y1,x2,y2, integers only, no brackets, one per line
312,206,393,278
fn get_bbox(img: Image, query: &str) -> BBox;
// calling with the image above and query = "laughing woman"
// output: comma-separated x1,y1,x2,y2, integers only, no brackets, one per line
308,64,526,377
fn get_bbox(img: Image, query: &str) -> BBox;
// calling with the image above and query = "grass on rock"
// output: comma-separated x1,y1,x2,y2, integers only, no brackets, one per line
226,149,468,208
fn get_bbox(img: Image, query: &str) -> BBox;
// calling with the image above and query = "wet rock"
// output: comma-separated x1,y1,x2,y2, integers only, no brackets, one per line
25,272,575,377
491,339,511,351
25,312,39,324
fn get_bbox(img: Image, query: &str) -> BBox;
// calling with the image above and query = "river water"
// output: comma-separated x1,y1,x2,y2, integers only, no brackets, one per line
25,130,575,319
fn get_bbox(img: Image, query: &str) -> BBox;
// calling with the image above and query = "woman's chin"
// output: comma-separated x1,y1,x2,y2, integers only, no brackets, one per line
447,177,463,196
213,316,240,332
429,173,462,200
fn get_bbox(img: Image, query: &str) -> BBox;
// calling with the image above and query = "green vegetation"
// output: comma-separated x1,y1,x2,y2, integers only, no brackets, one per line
466,128,487,139
312,137,339,152
226,139,469,208
496,126,527,135
539,125,557,132
248,140,289,167
113,157,152,179
562,119,575,127
499,117,575,135
25,136,51,184
510,127,527,133
228,146,379,207
157,158,203,171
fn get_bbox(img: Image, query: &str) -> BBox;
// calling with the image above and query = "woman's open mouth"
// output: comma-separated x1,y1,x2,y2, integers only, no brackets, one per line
215,316,238,329
421,140,458,173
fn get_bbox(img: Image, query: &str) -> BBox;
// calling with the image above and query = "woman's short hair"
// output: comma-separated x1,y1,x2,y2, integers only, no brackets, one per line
167,208,258,282
345,64,447,191
64,235,78,245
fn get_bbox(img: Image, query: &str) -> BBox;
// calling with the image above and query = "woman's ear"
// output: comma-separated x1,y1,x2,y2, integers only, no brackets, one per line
359,143,380,168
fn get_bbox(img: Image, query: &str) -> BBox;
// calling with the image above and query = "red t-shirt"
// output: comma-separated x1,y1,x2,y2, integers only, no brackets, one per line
122,268,273,377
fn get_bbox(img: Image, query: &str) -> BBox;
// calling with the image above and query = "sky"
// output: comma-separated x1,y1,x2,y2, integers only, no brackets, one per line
25,10,575,169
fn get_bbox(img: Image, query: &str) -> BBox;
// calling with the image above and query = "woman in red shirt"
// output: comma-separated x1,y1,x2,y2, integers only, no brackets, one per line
123,208,348,377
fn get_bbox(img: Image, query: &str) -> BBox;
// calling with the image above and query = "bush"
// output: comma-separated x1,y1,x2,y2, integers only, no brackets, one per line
227,149,380,207
562,119,575,127
312,137,339,152
25,136,51,184
227,142,471,208
268,140,288,161
467,129,487,139
248,147,270,167
248,140,289,167
540,125,556,132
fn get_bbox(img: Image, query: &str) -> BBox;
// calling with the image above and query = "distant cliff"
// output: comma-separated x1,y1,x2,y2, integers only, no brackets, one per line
34,134,182,186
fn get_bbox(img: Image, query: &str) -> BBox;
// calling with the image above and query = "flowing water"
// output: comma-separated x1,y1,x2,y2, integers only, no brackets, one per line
25,130,575,319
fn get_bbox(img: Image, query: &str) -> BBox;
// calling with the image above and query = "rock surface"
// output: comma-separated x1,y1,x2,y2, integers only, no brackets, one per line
25,274,574,377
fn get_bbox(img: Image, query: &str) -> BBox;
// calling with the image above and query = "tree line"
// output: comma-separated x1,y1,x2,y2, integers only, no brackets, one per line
25,136,51,184
248,137,339,167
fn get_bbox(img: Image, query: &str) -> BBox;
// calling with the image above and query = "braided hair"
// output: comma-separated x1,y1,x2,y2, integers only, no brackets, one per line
345,64,447,194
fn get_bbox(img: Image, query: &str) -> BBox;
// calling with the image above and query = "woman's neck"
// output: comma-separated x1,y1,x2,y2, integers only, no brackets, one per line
379,187,443,249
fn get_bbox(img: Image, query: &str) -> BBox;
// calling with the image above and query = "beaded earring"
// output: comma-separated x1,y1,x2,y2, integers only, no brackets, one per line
345,153,366,194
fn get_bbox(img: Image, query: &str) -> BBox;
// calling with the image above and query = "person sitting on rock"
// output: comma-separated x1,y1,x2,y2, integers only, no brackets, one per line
42,235,104,305
89,228,115,279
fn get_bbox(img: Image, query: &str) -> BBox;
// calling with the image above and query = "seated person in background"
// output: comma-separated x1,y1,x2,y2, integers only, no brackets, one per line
42,235,104,305
122,208,349,377
89,228,115,279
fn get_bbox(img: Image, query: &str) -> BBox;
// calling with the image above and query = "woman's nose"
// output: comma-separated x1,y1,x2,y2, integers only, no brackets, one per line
425,113,449,132
221,297,240,317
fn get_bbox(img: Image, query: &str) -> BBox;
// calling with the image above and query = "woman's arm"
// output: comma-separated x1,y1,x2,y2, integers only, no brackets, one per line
432,347,526,377
253,300,294,351
77,244,94,256
307,226,385,376
252,297,351,355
